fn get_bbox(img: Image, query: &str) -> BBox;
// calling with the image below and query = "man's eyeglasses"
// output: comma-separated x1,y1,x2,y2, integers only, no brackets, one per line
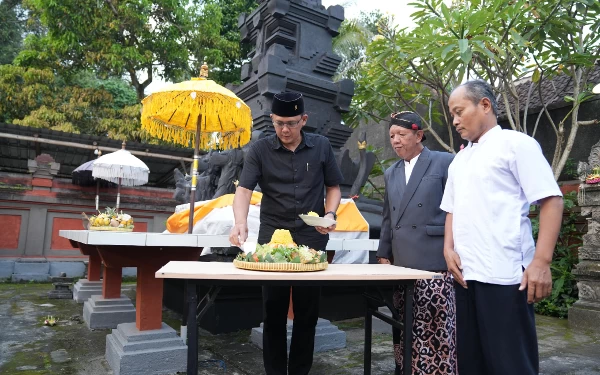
272,119,303,129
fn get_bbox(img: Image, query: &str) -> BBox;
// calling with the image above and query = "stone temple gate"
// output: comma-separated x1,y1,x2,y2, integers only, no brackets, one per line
232,0,355,150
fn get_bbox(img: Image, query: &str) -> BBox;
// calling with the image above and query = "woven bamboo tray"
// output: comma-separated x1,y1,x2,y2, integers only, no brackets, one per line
233,259,328,272
88,226,134,232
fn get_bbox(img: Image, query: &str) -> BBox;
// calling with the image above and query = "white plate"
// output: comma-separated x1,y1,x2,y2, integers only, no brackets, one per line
298,214,336,227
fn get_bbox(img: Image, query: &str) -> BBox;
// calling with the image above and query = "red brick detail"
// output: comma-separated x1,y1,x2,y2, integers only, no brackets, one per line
0,214,21,249
133,222,148,233
0,176,32,186
50,218,84,250
560,183,579,194
32,178,53,188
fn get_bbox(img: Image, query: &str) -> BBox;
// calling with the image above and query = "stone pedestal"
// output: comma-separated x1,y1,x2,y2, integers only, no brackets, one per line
251,318,346,352
73,279,103,303
48,274,74,299
83,295,136,329
105,322,186,375
570,183,600,332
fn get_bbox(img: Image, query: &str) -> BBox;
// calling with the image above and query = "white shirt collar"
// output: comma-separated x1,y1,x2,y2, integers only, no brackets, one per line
404,151,421,165
467,125,501,148
404,151,422,184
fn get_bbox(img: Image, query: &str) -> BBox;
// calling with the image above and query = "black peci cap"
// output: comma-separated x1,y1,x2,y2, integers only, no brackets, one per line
271,91,304,117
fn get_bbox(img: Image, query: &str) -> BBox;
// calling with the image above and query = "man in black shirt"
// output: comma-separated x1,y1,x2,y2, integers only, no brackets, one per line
230,91,343,375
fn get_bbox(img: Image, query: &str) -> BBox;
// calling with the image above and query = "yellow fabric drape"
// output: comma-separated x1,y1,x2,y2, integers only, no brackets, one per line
167,192,263,234
166,193,369,233
335,201,369,232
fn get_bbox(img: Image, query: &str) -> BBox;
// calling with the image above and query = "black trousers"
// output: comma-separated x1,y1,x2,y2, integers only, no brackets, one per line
455,280,539,375
258,224,325,375
262,285,321,375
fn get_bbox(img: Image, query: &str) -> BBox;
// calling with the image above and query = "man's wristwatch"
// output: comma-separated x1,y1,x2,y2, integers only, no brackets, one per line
325,211,337,220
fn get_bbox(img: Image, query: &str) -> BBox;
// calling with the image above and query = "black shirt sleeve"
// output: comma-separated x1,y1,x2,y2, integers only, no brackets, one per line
238,143,261,191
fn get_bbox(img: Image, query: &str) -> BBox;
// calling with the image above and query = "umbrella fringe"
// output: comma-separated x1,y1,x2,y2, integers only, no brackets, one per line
140,91,252,149
143,118,251,150
92,165,149,186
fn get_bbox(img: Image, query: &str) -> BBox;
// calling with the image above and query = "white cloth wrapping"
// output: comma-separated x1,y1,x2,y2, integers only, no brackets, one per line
171,199,370,264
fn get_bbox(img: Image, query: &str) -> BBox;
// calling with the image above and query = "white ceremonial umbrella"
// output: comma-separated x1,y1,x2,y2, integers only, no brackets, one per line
92,141,150,210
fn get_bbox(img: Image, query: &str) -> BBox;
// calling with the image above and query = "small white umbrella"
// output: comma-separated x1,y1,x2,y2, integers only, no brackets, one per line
92,142,150,210
593,83,600,94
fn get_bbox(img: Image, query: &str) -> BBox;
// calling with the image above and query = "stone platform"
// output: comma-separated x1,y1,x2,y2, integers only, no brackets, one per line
251,318,346,352
83,295,136,329
105,322,186,375
73,279,103,303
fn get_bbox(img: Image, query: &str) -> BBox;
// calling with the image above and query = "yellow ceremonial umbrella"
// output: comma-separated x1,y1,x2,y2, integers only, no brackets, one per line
141,63,252,233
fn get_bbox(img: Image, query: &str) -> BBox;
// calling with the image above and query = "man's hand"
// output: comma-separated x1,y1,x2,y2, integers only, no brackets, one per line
444,247,466,288
377,257,391,265
315,213,336,234
520,258,552,303
229,223,248,247
315,223,336,234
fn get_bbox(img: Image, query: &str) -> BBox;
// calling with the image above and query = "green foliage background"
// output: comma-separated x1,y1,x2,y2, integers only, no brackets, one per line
531,192,581,318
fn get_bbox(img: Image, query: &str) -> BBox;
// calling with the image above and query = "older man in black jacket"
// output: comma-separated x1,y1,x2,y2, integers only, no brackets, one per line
377,111,457,375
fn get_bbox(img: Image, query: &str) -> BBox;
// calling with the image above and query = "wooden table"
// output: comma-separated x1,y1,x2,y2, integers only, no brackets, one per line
156,261,441,375
60,230,231,330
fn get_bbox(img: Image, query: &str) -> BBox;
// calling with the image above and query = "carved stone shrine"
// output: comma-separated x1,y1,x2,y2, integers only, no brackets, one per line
233,0,354,150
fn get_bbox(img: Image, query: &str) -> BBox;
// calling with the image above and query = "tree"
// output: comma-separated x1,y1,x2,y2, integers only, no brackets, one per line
203,0,258,84
0,65,145,141
332,10,386,82
350,0,600,179
15,0,257,100
0,0,26,65
16,0,197,100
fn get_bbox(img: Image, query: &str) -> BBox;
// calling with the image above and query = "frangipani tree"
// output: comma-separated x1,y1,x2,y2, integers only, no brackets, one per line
350,0,600,179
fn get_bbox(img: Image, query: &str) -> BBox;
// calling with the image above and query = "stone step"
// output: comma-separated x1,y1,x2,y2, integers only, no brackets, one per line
251,318,346,352
14,261,50,275
11,274,50,282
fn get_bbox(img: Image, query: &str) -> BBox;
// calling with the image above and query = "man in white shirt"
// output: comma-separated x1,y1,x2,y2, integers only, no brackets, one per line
440,80,564,375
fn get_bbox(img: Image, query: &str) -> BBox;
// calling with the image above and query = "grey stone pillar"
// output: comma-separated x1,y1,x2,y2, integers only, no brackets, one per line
570,183,600,331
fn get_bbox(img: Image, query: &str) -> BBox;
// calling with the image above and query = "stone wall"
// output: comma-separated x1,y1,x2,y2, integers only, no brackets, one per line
0,172,176,280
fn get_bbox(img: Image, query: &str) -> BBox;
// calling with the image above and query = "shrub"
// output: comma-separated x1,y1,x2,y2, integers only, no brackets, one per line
531,191,580,318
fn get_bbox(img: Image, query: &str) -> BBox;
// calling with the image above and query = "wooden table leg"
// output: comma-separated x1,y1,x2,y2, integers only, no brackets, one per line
102,266,122,299
136,263,164,331
88,251,102,282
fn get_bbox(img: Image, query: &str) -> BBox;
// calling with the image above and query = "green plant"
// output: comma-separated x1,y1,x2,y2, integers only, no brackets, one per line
562,158,579,180
360,145,395,200
531,191,580,318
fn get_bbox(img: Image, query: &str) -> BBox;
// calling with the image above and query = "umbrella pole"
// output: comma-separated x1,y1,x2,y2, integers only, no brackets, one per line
95,179,100,211
188,115,202,234
116,177,122,211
